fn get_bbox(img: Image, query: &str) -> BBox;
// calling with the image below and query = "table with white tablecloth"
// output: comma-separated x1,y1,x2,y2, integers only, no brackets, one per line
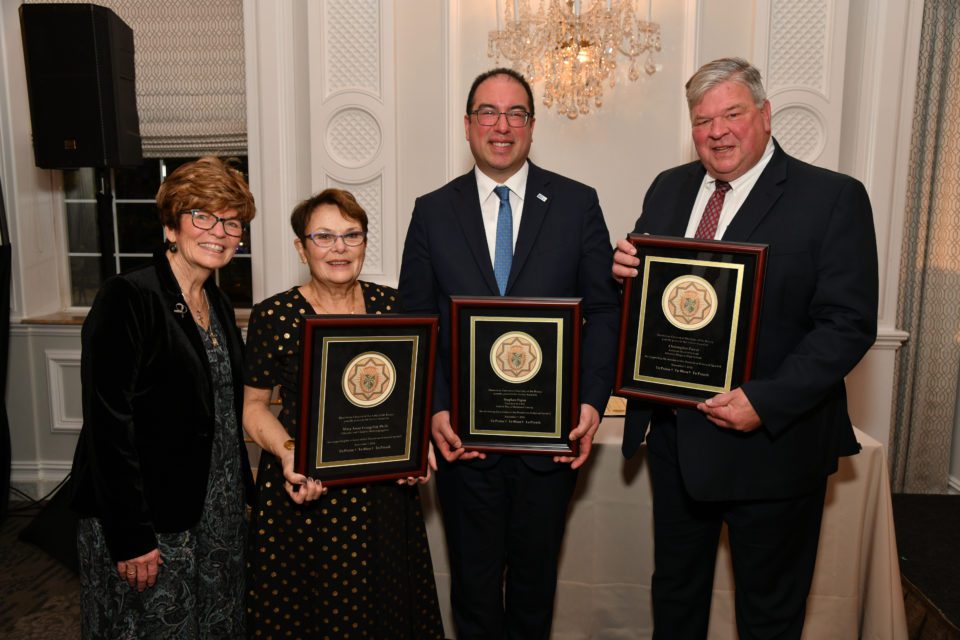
422,422,907,639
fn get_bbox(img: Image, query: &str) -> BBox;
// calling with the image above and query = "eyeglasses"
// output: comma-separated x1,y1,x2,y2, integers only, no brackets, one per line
180,210,245,237
470,109,532,127
304,231,367,248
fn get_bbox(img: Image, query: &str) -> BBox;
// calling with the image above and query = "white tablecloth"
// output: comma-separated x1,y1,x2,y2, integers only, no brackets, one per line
422,424,907,639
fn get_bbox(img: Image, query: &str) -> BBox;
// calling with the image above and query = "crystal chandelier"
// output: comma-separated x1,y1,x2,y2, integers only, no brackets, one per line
488,0,662,119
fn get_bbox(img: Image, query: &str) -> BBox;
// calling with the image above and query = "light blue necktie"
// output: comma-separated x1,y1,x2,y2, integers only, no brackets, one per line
493,185,513,295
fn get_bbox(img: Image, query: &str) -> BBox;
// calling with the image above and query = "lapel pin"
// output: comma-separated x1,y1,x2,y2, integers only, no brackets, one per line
537,193,547,202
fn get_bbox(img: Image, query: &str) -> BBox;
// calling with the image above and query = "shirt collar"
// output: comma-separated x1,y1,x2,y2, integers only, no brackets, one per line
706,137,775,191
475,161,529,201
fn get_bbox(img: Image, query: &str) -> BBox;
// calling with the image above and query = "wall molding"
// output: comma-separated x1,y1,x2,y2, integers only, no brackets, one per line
44,348,82,433
11,323,81,338
841,0,923,329
9,460,73,500
444,2,460,183
309,0,397,281
243,0,311,302
875,327,910,351
10,460,73,476
758,0,849,168
680,0,701,162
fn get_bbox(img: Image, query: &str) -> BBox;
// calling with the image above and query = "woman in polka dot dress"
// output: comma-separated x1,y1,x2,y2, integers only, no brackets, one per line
242,189,444,639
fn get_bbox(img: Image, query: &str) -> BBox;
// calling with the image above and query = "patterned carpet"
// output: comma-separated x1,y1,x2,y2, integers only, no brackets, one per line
2,495,956,639
0,506,80,639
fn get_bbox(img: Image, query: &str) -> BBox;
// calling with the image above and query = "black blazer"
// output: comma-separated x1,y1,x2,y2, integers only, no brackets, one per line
399,162,621,469
624,141,878,501
70,249,255,561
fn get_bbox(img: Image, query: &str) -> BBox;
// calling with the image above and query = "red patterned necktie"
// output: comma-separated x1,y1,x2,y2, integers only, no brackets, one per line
694,180,731,239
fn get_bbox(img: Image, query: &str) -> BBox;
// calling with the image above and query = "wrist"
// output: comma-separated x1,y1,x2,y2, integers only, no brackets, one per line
276,438,295,459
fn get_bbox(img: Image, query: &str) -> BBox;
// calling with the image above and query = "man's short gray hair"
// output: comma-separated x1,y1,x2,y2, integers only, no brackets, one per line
685,57,767,110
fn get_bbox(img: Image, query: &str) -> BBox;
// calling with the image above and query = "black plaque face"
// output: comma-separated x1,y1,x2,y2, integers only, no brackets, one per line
296,315,438,485
450,297,581,454
615,235,767,406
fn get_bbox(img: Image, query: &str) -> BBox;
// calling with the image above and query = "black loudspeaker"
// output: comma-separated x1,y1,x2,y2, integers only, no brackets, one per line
19,3,142,169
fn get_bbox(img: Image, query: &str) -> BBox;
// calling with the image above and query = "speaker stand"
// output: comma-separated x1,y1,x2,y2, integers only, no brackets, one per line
95,168,116,282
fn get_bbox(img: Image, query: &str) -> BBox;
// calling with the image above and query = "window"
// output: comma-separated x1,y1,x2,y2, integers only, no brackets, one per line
62,157,253,308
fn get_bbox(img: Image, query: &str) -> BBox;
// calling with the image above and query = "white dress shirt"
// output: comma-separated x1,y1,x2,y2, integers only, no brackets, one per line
684,138,775,239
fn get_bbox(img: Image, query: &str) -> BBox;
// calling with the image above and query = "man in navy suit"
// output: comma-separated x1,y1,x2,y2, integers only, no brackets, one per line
613,58,878,639
399,68,620,639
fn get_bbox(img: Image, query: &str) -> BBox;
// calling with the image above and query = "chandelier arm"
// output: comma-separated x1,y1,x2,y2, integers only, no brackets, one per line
488,0,662,117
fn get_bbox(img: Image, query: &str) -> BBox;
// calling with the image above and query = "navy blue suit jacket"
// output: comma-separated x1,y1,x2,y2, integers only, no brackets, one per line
624,142,878,501
399,162,620,469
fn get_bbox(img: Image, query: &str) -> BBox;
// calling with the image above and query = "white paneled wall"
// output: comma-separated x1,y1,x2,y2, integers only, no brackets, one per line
308,0,396,280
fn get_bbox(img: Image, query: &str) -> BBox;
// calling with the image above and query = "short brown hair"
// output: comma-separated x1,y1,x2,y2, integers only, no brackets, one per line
290,189,368,240
155,156,256,229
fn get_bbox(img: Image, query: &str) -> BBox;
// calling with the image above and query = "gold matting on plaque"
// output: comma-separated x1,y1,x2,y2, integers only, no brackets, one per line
634,257,744,394
316,336,417,469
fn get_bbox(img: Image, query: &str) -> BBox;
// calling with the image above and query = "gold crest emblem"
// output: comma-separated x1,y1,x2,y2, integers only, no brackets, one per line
342,352,396,407
661,275,718,331
490,331,542,383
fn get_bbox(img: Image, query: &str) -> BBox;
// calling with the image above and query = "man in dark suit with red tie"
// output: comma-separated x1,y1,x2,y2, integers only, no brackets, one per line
613,58,878,639
399,68,620,639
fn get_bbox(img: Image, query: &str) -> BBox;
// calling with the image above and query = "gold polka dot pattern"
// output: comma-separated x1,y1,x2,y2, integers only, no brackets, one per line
244,282,444,638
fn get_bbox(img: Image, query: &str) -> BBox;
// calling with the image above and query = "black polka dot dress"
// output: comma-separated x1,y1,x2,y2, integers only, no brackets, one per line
244,282,444,639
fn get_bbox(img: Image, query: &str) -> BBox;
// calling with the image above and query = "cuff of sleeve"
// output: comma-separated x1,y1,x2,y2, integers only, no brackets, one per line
580,390,611,418
102,520,158,563
739,380,780,435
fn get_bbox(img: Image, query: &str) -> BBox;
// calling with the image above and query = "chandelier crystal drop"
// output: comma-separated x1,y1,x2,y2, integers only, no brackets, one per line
488,0,662,119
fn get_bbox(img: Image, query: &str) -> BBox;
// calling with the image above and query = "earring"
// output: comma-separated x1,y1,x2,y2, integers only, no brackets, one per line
169,242,178,254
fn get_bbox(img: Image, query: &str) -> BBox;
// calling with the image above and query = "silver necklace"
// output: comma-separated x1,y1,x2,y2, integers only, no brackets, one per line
197,290,219,348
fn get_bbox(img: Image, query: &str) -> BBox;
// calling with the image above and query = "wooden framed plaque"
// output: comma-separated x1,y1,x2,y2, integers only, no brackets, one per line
296,315,438,485
615,234,767,407
450,296,581,455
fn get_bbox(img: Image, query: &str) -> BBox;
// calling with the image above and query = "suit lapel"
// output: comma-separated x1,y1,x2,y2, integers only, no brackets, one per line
637,162,704,237
723,141,787,242
668,166,704,236
451,172,500,295
155,252,211,382
508,162,549,292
